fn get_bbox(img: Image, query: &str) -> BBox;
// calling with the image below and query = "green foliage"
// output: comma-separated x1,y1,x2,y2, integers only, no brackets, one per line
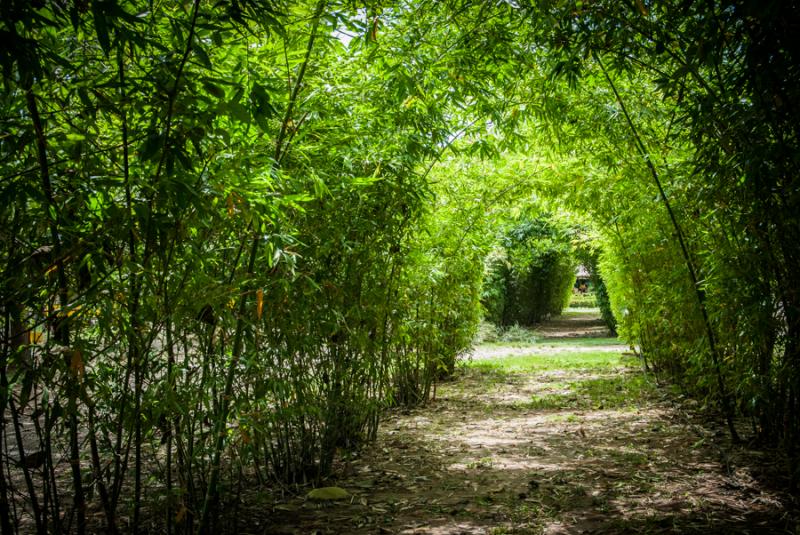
510,0,800,463
0,1,516,530
2,0,800,530
529,374,656,411
470,349,631,374
568,292,597,309
591,277,616,335
483,214,576,327
388,156,522,404
473,321,539,345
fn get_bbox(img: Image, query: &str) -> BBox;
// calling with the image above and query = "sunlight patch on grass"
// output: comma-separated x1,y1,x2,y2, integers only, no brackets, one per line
533,336,623,347
468,350,631,372
527,374,657,410
477,336,623,349
560,307,601,315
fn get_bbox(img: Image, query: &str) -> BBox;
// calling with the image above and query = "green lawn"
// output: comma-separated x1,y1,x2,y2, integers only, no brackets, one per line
469,350,635,373
467,335,654,409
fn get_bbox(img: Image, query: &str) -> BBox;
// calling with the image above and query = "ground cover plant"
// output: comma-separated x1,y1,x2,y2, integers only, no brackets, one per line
1,0,799,533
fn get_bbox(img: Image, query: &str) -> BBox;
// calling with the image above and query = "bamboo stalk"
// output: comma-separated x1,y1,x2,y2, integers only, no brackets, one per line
595,51,740,442
25,84,85,534
198,3,327,529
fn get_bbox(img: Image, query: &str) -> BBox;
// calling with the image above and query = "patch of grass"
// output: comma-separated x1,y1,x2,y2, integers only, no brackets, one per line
497,324,538,344
568,293,597,308
474,320,502,344
508,503,547,527
574,374,656,408
559,307,600,315
531,378,570,388
475,322,539,345
592,494,610,512
530,395,572,410
475,336,628,354
466,457,494,469
469,350,628,373
525,374,657,410
534,336,622,347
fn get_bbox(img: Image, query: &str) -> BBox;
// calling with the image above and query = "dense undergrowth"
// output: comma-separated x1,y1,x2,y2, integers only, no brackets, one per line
1,0,799,533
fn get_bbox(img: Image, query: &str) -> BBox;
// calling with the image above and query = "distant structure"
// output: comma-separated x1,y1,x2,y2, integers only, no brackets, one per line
574,265,591,293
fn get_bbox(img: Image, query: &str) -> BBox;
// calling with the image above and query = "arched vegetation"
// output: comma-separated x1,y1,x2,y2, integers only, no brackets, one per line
1,0,798,532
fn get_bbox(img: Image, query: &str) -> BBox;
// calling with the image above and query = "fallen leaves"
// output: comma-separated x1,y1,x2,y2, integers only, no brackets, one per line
261,326,794,534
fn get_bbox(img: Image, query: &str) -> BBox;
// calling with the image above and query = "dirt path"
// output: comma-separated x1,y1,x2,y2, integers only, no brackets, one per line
531,309,613,339
262,312,796,534
471,310,625,362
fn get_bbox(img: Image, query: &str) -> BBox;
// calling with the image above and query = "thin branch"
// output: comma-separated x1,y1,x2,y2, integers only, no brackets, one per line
594,51,739,442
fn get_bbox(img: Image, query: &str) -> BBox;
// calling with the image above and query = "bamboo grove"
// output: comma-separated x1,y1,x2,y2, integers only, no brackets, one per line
1,0,799,533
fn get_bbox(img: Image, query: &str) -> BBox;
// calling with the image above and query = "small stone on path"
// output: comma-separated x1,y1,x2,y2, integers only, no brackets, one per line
307,486,350,501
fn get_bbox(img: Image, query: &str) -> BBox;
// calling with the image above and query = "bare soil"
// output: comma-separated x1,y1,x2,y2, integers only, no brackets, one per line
532,311,612,340
258,313,797,534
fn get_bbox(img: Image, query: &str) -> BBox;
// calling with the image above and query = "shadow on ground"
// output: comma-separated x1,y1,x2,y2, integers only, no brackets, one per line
253,313,797,534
